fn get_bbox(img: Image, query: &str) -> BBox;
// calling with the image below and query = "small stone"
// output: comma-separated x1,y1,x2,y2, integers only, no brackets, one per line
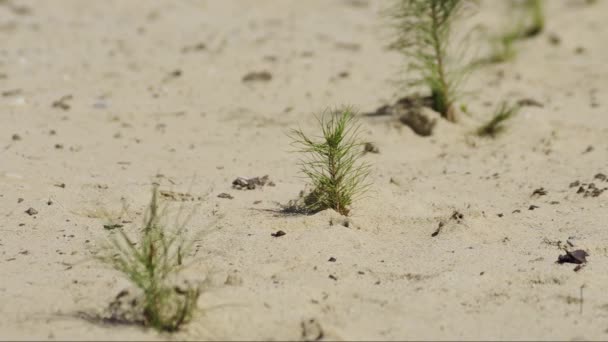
25,208,38,216
103,224,123,230
328,257,336,262
557,250,589,264
11,134,21,141
242,71,272,83
232,175,273,190
548,33,561,45
531,187,547,197
232,177,249,189
451,211,464,221
217,193,234,199
399,109,436,136
338,71,349,78
590,188,606,198
364,142,380,154
52,95,73,111
271,230,286,238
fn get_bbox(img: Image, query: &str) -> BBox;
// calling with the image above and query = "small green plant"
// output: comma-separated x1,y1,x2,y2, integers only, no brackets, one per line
522,0,544,38
289,108,371,216
477,102,520,138
487,26,522,64
96,185,200,332
481,0,545,65
388,0,476,122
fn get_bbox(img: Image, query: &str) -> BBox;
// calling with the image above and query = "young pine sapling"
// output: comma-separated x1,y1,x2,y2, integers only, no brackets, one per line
389,0,476,122
289,108,371,216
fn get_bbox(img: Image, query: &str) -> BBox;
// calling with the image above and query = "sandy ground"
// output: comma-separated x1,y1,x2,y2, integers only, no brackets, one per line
1,0,608,340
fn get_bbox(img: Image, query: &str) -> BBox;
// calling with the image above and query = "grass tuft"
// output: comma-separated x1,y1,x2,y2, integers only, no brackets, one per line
289,108,371,216
96,185,201,332
387,0,476,122
477,102,520,138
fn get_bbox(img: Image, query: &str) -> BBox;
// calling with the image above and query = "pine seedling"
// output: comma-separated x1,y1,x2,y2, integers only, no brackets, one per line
289,108,371,216
477,102,519,138
96,185,200,332
388,0,476,122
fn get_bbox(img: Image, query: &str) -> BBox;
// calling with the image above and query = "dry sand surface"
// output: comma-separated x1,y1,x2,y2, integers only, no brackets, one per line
1,0,608,340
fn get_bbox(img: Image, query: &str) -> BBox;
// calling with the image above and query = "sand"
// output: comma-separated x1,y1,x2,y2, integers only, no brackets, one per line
1,0,607,340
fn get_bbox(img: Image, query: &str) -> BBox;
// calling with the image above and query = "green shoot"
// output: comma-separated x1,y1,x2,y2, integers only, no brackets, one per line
289,108,371,216
477,0,545,66
477,102,520,138
96,185,200,332
388,0,475,122
486,25,522,64
522,0,544,38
